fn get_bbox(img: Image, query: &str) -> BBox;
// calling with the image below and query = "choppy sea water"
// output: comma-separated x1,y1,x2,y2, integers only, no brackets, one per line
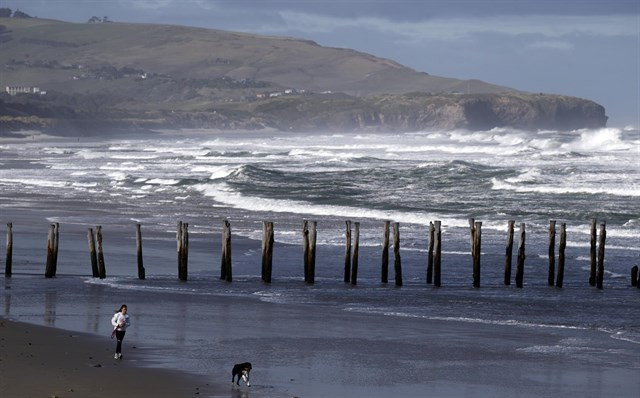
1,127,639,396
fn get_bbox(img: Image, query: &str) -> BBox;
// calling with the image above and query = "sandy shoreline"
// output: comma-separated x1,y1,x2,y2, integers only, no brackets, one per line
0,317,237,398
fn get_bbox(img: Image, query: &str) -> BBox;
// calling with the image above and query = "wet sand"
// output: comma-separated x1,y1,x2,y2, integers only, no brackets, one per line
0,318,234,398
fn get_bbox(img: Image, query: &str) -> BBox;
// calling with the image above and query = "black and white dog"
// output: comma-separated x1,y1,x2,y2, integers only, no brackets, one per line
231,362,252,387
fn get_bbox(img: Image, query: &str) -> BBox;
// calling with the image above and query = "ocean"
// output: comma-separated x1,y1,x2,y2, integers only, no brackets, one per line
1,127,639,397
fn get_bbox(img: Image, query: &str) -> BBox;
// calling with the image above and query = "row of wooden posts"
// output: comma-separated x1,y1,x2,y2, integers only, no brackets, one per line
3,219,639,289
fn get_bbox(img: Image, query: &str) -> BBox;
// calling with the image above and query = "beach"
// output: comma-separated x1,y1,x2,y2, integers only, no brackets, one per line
1,129,639,397
0,318,228,398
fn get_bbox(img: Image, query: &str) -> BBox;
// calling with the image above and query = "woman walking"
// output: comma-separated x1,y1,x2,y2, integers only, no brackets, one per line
111,304,130,359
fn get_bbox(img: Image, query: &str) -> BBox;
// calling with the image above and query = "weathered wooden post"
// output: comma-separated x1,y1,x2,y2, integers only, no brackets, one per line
308,221,317,284
426,222,434,284
548,220,556,286
589,218,597,286
556,223,566,288
596,222,606,289
302,220,309,282
515,223,525,288
261,221,267,281
381,220,390,283
468,218,475,257
351,222,360,286
96,225,106,279
263,221,274,283
630,266,638,287
5,223,13,277
504,220,514,285
177,220,184,278
45,224,55,278
393,222,402,286
433,221,442,287
179,222,189,281
221,220,231,282
344,220,352,283
135,224,145,280
87,228,99,277
52,222,59,277
472,221,481,288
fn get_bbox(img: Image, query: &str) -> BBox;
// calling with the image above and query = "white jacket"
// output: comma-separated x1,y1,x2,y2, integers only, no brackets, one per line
111,312,130,331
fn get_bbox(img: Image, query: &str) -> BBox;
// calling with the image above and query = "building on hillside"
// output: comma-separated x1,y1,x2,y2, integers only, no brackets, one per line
5,86,46,96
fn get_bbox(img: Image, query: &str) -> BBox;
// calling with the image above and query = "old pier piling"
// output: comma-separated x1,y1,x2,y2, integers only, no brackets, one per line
548,220,556,286
515,223,526,288
630,266,637,287
381,220,390,283
96,226,106,279
344,220,352,283
589,218,597,286
178,221,190,281
44,224,55,278
220,220,231,282
261,221,274,283
5,223,13,277
135,223,145,280
426,222,434,284
351,222,360,285
307,221,317,284
504,220,515,286
472,221,482,288
433,221,442,287
393,222,402,286
596,222,606,289
52,222,59,276
556,223,566,288
87,228,99,277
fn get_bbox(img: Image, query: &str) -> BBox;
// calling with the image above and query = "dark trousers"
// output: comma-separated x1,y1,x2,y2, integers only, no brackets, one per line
115,330,126,353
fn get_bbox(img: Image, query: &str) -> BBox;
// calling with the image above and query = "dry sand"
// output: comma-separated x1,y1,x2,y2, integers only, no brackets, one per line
0,318,232,398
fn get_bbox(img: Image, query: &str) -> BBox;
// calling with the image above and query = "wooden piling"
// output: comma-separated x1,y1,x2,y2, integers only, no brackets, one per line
302,220,310,282
596,222,606,289
135,224,145,280
630,266,638,287
308,221,317,284
87,228,99,277
504,220,514,286
427,222,434,284
45,224,55,278
381,220,390,284
351,222,360,286
263,221,274,283
433,221,442,287
556,223,566,288
548,220,556,286
221,220,231,282
261,221,267,281
344,220,352,283
52,223,59,277
5,223,13,277
179,222,189,281
96,226,106,279
515,223,525,288
393,222,402,286
589,218,597,286
472,221,481,288
177,221,184,278
468,218,475,257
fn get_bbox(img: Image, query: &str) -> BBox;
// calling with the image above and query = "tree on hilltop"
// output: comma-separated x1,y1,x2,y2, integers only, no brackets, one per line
0,8,12,18
12,9,32,18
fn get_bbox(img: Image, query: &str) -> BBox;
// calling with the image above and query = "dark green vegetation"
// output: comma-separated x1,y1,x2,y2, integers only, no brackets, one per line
0,16,607,134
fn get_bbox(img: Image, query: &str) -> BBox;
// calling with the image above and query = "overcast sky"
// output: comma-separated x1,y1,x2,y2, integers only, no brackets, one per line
6,0,640,126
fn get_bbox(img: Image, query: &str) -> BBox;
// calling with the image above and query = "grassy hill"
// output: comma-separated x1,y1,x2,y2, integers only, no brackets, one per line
0,17,606,134
0,17,510,97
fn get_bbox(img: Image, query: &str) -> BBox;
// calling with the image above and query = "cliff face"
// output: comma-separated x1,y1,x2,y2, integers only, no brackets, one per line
0,92,607,135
